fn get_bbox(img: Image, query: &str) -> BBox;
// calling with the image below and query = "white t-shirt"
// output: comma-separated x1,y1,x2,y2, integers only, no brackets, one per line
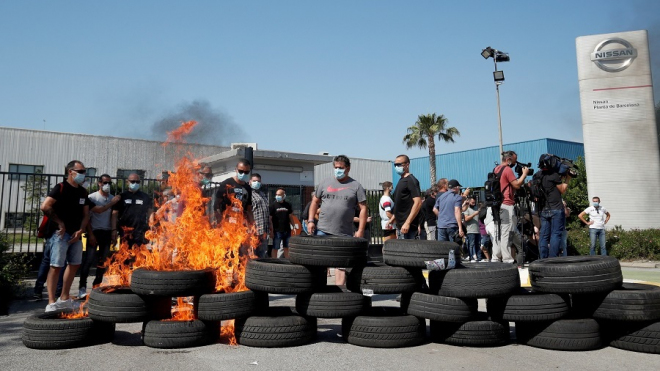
88,191,114,230
379,195,394,230
583,206,608,229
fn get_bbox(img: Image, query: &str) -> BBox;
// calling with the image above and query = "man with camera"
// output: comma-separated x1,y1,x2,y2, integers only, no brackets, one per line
537,165,571,258
489,151,529,263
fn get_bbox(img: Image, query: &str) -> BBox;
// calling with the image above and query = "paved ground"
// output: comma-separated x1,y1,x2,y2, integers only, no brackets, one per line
1,266,659,371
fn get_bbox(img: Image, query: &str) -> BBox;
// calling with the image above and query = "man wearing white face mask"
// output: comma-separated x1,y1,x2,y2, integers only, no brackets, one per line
112,173,153,248
250,173,271,258
79,174,121,298
579,197,611,256
270,188,295,258
392,154,422,239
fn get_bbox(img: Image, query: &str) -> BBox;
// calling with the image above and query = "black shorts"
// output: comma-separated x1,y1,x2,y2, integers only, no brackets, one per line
383,229,396,237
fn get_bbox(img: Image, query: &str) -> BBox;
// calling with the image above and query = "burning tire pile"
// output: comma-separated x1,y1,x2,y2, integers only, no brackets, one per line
21,239,660,353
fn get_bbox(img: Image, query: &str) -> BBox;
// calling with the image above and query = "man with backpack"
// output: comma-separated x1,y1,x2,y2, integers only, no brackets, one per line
486,151,529,263
535,165,571,258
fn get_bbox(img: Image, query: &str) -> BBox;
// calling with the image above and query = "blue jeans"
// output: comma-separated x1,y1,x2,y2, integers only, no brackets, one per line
466,233,482,260
589,228,607,255
396,228,418,239
437,227,458,242
561,230,568,256
272,231,291,250
539,209,565,259
34,239,64,295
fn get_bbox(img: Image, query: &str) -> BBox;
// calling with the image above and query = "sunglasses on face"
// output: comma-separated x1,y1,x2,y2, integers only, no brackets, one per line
237,170,250,175
394,162,407,167
101,181,112,185
128,180,141,184
72,169,86,174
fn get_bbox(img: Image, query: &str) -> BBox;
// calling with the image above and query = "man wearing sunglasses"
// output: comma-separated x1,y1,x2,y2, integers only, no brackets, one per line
78,174,121,298
40,160,92,312
112,173,153,248
214,158,253,223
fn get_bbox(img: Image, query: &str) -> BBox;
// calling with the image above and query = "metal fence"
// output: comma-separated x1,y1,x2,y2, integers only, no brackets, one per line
1,171,386,253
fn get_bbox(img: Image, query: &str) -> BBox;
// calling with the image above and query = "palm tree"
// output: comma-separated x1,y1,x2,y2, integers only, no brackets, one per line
403,113,460,185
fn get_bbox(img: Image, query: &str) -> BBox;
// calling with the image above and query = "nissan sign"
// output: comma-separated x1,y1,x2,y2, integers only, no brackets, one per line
590,38,637,72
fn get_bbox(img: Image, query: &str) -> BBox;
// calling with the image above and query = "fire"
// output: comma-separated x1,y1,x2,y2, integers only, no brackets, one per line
220,320,237,346
59,296,89,319
100,121,258,339
165,297,196,322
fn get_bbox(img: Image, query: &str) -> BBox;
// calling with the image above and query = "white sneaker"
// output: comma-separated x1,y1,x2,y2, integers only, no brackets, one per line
469,260,477,263
45,303,58,312
480,259,489,262
56,297,74,309
78,288,87,299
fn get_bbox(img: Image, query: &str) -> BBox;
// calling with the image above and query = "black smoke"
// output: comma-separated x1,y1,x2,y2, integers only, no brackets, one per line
151,100,246,145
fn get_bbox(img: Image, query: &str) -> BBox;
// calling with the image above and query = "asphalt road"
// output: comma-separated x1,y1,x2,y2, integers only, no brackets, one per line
2,269,660,371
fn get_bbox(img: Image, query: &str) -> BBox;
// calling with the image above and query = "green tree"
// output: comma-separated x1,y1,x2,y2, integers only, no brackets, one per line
403,113,460,185
562,156,589,230
19,171,49,236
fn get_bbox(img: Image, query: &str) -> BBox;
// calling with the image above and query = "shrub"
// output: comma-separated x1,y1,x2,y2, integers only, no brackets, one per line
0,232,33,314
567,226,660,260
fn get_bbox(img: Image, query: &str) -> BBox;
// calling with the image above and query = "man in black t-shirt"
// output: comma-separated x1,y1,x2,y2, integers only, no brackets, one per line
392,154,422,239
422,185,439,240
40,160,91,312
112,173,154,248
214,158,253,224
537,170,572,259
269,187,294,258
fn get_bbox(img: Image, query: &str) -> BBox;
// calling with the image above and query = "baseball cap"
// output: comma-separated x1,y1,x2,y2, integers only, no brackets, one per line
447,179,462,189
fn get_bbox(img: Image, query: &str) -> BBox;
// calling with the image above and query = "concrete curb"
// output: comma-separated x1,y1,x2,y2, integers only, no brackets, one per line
619,261,660,269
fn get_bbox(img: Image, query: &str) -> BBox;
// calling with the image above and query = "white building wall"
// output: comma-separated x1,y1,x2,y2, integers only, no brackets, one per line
576,30,659,229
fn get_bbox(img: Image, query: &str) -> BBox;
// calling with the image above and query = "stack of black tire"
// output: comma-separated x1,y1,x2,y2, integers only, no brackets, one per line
513,256,660,354
400,240,521,347
238,235,371,347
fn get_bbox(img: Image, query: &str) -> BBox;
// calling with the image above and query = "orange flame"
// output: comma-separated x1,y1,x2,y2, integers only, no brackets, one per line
100,121,258,342
165,297,196,321
59,296,90,319
220,320,237,346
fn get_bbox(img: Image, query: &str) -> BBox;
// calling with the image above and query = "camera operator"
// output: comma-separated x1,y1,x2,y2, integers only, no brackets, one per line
537,167,571,258
489,151,529,263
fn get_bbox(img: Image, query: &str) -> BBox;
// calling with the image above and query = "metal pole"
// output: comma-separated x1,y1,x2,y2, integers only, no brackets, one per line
493,54,504,158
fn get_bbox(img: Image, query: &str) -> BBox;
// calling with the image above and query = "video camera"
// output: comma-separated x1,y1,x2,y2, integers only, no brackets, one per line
538,154,579,178
514,162,534,177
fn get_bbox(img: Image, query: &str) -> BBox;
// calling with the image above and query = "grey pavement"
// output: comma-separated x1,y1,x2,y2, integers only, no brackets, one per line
2,271,660,371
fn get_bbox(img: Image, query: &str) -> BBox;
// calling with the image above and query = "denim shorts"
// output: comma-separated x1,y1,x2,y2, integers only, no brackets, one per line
48,232,83,267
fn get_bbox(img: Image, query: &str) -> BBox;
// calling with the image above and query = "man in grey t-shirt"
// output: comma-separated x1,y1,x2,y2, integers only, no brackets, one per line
308,155,367,286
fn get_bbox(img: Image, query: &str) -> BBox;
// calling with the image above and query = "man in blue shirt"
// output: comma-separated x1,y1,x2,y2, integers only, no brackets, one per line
433,179,465,242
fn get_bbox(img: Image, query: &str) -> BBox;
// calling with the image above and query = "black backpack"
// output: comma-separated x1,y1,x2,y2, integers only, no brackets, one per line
484,166,510,209
530,171,547,212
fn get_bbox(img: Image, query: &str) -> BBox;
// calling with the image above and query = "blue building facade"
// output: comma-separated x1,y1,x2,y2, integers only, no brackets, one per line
394,138,584,191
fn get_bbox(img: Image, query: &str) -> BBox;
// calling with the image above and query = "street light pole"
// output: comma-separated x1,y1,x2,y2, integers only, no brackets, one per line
493,57,504,157
481,46,509,161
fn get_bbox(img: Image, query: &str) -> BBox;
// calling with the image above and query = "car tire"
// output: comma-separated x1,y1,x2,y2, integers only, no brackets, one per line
342,307,426,348
487,287,570,322
245,259,326,294
406,292,477,322
296,286,371,318
22,310,115,349
88,286,171,323
235,307,316,348
382,239,460,268
289,235,368,267
130,268,216,297
428,263,520,298
528,256,622,295
143,319,218,349
516,318,602,351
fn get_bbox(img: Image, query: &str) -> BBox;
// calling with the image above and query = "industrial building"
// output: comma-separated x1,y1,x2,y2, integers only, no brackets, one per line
400,138,585,192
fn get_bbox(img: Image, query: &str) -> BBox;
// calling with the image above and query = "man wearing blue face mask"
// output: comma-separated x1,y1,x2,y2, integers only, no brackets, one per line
250,173,271,258
578,197,611,256
112,173,153,248
40,160,92,311
214,158,253,224
308,155,367,286
392,154,422,239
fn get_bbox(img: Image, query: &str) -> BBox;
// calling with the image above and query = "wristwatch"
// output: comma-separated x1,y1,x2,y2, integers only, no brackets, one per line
307,220,315,224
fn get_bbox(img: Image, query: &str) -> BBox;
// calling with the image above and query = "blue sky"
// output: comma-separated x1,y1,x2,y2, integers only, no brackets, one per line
1,1,658,161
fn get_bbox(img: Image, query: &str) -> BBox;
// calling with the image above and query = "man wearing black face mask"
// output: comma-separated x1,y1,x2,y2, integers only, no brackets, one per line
214,158,253,224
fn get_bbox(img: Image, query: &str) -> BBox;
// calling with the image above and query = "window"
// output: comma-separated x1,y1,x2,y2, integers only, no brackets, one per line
116,169,145,179
9,164,44,180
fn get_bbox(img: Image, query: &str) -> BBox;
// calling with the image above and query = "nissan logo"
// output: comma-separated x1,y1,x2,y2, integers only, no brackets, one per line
590,38,637,72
